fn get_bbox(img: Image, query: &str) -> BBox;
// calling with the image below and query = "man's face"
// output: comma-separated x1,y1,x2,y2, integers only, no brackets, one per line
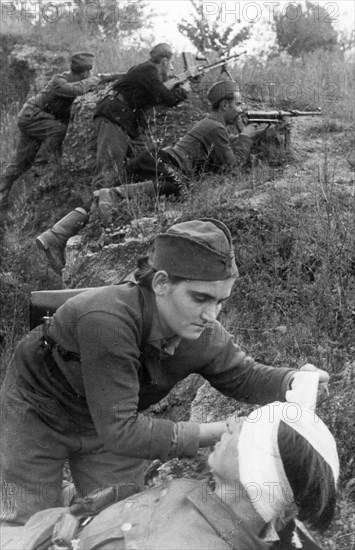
224,93,244,125
160,57,173,81
154,276,235,340
208,415,246,483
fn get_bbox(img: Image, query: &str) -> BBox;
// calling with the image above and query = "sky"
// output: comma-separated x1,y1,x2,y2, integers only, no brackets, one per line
141,0,355,52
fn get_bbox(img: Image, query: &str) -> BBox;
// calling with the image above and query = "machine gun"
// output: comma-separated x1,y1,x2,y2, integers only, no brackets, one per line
165,50,247,88
237,108,322,153
242,108,322,125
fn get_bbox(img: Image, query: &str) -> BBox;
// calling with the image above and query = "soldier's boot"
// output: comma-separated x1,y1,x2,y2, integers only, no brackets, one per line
35,208,88,275
118,180,156,199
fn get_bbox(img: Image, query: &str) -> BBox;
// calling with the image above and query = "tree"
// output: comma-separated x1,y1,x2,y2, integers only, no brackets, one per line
177,0,249,55
274,1,338,57
70,0,152,39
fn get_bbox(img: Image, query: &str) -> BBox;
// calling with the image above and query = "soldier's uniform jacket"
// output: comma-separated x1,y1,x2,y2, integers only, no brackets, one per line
18,71,100,125
19,282,294,462
94,61,187,138
163,112,253,174
0,479,270,549
77,478,271,549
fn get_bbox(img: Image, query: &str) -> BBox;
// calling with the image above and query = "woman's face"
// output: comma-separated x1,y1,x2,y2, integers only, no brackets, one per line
208,415,245,483
153,274,235,340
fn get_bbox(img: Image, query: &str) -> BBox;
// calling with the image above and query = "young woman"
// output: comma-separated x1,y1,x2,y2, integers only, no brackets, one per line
0,219,330,526
1,403,339,549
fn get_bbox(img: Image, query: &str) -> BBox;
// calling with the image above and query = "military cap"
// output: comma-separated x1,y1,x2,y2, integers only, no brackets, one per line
149,43,173,60
207,80,238,105
70,52,95,72
151,218,238,280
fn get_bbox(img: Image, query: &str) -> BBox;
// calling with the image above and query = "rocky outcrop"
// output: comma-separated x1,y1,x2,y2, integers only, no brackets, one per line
1,39,68,109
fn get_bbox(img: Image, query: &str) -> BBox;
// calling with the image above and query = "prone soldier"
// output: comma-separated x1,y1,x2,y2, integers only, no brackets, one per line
119,79,268,197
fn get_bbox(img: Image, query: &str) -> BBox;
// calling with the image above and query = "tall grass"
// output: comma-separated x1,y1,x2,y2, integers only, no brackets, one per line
234,49,354,120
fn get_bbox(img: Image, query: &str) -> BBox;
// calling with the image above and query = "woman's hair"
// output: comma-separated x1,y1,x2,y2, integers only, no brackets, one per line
278,420,336,531
134,256,187,288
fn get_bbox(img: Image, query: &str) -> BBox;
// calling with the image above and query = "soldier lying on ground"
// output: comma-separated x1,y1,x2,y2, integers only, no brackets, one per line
92,42,190,188
35,80,266,275
0,402,338,549
0,219,330,529
120,79,268,197
0,52,101,212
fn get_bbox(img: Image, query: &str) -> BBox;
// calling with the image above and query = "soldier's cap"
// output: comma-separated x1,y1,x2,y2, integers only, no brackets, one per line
70,52,95,72
207,80,239,105
151,219,238,281
150,43,173,61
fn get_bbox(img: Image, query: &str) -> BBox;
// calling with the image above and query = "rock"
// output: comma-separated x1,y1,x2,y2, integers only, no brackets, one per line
8,43,68,99
61,82,113,173
63,236,149,288
190,380,257,423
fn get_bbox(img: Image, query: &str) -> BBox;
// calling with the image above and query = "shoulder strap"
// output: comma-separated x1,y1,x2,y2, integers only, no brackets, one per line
187,488,270,550
136,284,154,345
114,279,154,347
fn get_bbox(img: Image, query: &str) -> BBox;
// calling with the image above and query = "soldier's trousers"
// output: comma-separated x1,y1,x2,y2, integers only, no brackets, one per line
125,149,185,197
0,327,145,526
0,112,67,198
92,117,152,189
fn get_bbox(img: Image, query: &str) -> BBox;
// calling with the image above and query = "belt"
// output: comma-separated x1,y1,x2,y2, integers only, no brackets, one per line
43,322,81,363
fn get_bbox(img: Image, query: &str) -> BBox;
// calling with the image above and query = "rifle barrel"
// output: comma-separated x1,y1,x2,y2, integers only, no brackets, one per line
245,109,322,120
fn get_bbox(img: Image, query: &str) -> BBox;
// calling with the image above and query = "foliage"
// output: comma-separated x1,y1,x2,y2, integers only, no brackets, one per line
0,0,152,40
234,49,354,121
177,0,250,55
274,0,338,57
69,0,152,38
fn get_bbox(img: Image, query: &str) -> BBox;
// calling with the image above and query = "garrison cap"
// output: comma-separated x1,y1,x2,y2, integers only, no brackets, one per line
149,43,173,60
207,80,239,105
70,52,95,72
151,219,238,280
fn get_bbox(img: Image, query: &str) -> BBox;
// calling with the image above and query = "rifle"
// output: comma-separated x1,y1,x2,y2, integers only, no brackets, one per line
242,108,322,124
97,72,126,83
165,50,247,88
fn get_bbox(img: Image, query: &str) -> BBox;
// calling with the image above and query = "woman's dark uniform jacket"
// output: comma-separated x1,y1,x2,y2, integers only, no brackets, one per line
15,282,294,462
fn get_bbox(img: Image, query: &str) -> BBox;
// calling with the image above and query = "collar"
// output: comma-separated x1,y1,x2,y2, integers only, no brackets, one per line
141,287,181,355
207,111,227,127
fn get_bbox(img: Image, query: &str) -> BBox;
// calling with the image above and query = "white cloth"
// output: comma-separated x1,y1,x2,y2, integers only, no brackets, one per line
238,402,339,523
285,370,319,408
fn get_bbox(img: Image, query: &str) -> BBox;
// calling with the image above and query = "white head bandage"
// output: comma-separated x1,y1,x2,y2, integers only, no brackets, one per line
238,402,339,523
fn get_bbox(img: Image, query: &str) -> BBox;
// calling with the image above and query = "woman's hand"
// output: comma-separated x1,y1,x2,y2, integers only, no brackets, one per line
300,363,330,402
